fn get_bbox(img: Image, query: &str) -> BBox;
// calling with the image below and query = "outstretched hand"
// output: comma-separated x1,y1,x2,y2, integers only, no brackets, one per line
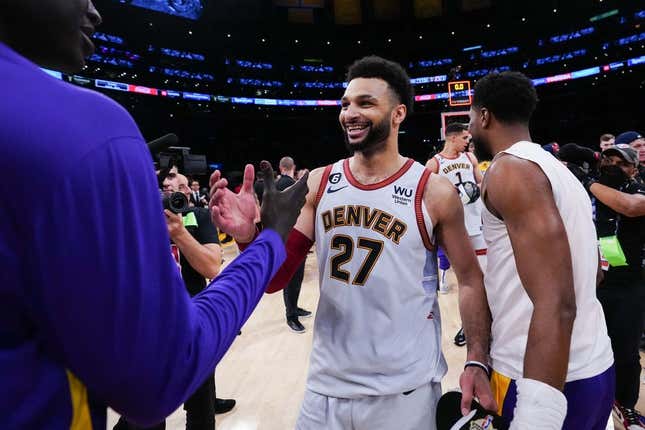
258,161,309,243
209,164,259,243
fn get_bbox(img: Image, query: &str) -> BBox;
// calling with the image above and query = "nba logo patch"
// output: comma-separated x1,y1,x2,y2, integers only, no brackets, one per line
470,415,494,430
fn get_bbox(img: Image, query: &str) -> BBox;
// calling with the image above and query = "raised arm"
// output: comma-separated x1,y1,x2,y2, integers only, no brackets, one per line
166,210,222,279
32,141,302,426
589,182,645,217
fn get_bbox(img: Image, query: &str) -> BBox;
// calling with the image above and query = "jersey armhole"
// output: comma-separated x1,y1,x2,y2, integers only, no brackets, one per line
415,169,434,251
314,164,333,209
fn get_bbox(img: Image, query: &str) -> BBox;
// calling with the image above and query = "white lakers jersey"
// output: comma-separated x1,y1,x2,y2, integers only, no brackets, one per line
484,141,614,382
434,152,483,236
308,158,447,398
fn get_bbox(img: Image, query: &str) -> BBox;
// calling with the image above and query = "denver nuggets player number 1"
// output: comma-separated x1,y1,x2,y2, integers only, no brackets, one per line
426,122,486,266
214,56,494,429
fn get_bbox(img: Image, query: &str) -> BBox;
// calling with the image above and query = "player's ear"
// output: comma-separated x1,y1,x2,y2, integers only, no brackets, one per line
392,104,407,126
480,108,491,129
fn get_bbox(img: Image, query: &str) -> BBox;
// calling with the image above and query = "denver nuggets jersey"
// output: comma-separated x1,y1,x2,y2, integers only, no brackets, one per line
308,158,447,398
434,152,483,236
484,141,613,382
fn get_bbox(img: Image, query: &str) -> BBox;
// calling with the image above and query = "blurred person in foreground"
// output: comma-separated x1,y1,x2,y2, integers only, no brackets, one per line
461,71,614,429
0,1,308,428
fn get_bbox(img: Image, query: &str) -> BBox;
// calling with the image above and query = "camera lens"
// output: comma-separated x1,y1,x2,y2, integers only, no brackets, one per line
163,192,189,213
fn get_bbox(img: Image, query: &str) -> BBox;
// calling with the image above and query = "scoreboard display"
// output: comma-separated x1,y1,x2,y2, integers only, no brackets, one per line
448,81,472,106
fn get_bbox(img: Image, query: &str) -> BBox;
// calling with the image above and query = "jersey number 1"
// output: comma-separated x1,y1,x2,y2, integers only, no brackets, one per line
455,171,465,186
330,235,384,286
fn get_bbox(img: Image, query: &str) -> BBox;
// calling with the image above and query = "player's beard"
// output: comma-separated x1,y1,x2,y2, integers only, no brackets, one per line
344,117,390,156
472,134,494,162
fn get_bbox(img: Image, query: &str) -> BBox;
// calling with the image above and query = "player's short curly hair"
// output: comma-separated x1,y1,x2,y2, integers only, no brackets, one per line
346,56,414,113
473,71,538,125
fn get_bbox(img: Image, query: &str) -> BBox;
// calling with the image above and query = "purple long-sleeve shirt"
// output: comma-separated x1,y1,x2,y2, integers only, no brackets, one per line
0,42,285,429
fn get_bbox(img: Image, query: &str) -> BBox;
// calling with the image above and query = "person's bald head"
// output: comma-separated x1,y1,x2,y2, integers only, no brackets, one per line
162,173,190,198
0,0,102,74
279,157,296,177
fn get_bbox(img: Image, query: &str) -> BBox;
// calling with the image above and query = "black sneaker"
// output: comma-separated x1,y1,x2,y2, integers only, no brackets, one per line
454,328,466,347
296,307,312,318
613,402,645,430
287,317,306,333
214,398,236,414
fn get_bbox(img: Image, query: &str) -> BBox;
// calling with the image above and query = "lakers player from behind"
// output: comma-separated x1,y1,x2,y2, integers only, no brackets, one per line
210,57,495,429
460,72,614,430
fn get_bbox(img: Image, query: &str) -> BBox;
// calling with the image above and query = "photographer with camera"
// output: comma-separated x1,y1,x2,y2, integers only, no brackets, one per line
587,146,645,428
561,143,645,218
116,172,225,430
162,173,222,289
116,172,234,429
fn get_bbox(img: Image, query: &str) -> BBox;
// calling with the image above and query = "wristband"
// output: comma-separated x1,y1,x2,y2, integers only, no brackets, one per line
464,360,490,378
236,227,260,252
509,378,567,430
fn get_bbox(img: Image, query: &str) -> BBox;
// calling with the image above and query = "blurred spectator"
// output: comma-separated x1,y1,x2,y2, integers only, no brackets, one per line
584,150,645,219
542,142,560,157
559,143,599,176
592,146,645,428
189,179,208,207
227,171,244,193
616,131,645,183
276,157,311,333
599,134,615,152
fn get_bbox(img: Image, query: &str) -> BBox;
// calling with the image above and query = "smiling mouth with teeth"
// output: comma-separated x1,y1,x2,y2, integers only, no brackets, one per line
346,123,370,132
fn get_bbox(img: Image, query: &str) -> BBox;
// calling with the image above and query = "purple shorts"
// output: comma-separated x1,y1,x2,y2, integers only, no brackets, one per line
491,365,615,430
